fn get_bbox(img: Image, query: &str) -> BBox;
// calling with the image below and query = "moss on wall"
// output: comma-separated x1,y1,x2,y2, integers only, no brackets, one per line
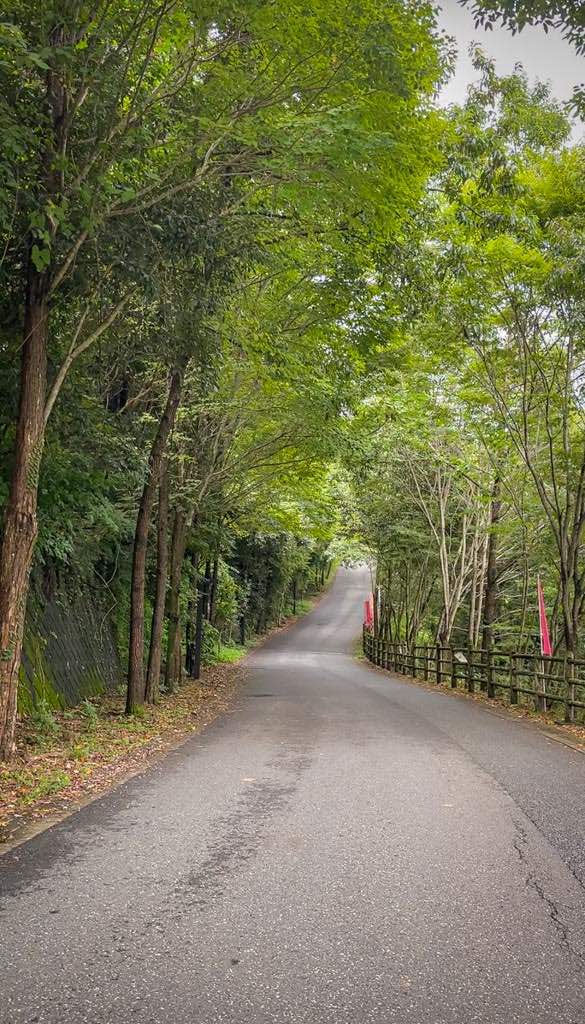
19,586,122,714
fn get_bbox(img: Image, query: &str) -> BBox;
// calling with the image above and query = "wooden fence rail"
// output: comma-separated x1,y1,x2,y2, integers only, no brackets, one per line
362,629,585,724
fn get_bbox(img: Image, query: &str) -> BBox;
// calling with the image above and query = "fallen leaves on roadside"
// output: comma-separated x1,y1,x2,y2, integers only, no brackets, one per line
0,664,242,845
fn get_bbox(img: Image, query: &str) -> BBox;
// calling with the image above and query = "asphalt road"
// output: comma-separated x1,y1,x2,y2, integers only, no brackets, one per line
2,566,585,1024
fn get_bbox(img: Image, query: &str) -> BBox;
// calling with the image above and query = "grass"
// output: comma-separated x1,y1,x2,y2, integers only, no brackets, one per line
353,636,367,661
214,643,247,664
22,770,72,805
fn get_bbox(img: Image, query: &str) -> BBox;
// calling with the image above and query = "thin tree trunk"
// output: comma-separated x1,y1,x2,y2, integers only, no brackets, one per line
468,540,478,648
165,508,188,691
474,537,488,649
126,368,183,714
145,459,170,704
560,569,577,660
185,551,199,676
518,552,529,650
0,265,50,758
208,556,219,625
482,477,502,653
192,569,209,681
203,559,212,617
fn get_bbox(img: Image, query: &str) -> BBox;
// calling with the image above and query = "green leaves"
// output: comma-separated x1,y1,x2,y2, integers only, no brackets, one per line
0,1,470,715
30,244,51,271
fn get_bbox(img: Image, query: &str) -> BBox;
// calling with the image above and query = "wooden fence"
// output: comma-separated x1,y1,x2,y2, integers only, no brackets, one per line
362,629,585,724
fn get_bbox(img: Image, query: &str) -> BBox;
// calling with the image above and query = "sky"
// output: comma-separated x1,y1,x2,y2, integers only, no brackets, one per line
437,1,584,137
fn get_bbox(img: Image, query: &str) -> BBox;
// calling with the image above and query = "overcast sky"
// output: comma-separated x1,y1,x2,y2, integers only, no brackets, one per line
437,0,584,138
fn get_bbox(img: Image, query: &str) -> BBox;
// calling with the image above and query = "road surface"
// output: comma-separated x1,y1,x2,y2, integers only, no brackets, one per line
2,566,585,1023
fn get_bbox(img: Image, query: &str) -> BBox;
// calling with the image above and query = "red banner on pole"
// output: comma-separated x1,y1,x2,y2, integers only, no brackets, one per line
364,593,374,630
538,576,552,657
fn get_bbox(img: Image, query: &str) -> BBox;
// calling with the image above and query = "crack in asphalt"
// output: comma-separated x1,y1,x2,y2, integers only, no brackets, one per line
513,820,584,964
362,660,585,902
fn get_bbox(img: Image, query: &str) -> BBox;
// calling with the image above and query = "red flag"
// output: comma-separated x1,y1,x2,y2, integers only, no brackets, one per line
538,576,552,657
364,593,374,630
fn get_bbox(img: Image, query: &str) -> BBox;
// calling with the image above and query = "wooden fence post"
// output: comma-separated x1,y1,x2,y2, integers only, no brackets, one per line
450,648,457,688
536,655,549,712
565,656,575,724
540,657,547,713
479,644,487,692
509,654,518,705
485,637,494,698
368,630,579,727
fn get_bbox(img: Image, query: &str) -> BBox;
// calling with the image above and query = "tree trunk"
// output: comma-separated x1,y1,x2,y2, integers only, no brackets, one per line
480,478,501,694
192,570,209,681
202,560,211,616
0,27,66,758
185,551,199,676
467,540,478,648
560,569,577,661
145,459,170,704
165,508,188,691
0,265,50,758
482,477,502,654
208,556,219,625
518,551,529,650
126,368,183,714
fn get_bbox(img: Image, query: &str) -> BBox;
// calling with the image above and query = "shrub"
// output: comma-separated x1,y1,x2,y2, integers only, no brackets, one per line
201,620,221,666
30,699,61,738
80,698,99,730
23,770,71,804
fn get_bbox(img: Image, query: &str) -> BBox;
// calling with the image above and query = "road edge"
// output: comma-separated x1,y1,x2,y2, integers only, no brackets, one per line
358,653,585,757
0,578,336,858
